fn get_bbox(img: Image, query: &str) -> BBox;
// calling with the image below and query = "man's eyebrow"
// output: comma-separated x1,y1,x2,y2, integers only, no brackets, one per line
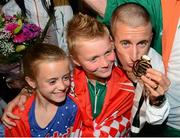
119,40,131,43
137,40,149,44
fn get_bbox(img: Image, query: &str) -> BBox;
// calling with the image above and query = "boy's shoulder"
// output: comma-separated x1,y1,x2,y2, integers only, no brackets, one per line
111,66,128,79
110,66,134,90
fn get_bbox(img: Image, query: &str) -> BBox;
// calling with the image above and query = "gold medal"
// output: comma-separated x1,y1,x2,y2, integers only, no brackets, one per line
132,55,152,77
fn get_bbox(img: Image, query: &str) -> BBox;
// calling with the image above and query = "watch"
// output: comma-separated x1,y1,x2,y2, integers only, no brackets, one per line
152,95,166,107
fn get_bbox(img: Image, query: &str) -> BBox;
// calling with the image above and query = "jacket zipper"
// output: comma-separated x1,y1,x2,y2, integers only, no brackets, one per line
94,89,100,114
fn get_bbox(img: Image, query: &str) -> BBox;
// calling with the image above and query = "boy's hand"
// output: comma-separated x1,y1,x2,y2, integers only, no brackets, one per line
1,88,30,129
141,68,170,106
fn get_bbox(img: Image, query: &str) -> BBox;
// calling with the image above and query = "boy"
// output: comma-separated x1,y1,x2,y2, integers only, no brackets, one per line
67,13,134,137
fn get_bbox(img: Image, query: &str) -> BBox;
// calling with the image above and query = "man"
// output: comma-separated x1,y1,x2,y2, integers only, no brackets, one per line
84,0,180,136
110,3,170,136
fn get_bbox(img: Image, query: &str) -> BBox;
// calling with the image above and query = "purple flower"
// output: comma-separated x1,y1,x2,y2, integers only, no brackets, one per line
13,24,41,43
23,24,41,39
22,27,34,41
25,24,41,32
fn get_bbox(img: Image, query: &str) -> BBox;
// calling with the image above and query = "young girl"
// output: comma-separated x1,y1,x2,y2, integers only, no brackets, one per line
0,43,77,137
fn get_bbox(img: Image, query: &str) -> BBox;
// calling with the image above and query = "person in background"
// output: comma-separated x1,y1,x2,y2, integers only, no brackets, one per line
83,0,180,136
0,43,77,137
110,3,170,136
0,0,6,11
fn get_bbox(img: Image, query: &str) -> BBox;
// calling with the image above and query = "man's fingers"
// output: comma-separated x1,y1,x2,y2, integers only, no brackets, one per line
144,83,161,97
1,106,20,128
17,95,27,111
2,120,14,129
141,71,170,95
141,75,158,90
1,115,16,129
2,120,13,129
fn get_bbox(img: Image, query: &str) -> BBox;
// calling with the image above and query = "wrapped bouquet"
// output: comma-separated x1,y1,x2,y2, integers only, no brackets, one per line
0,14,41,63
0,14,41,89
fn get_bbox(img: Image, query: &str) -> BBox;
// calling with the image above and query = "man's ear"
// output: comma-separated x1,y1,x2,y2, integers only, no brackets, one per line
70,55,81,67
111,42,115,50
109,35,115,49
150,32,153,41
25,76,36,89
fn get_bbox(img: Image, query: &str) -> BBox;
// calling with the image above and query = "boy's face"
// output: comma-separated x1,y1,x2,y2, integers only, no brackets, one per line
73,36,115,82
26,59,70,103
114,22,153,73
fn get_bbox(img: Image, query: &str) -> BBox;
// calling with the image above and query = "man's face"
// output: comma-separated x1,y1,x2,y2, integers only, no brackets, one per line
114,22,153,72
73,36,115,82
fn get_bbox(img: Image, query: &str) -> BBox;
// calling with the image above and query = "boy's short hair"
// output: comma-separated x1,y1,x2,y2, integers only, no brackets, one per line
67,13,110,57
23,43,68,79
111,3,152,35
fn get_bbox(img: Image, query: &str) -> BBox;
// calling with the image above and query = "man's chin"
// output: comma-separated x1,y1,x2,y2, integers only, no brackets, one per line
125,66,134,73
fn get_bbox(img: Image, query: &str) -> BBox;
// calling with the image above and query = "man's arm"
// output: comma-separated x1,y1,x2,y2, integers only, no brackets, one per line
145,97,169,124
1,88,30,129
82,0,106,17
141,68,170,124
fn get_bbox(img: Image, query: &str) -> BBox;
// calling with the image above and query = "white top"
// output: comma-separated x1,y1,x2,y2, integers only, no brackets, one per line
166,18,180,130
131,48,170,133
168,19,180,81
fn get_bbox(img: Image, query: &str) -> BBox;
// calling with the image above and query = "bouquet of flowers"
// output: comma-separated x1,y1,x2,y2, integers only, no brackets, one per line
0,13,42,89
0,14,41,64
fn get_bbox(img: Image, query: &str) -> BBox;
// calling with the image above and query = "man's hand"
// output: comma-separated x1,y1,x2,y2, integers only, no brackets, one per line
141,68,170,105
1,88,30,129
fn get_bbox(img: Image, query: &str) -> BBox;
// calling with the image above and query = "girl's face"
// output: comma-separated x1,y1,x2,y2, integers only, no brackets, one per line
73,36,115,82
26,59,71,104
